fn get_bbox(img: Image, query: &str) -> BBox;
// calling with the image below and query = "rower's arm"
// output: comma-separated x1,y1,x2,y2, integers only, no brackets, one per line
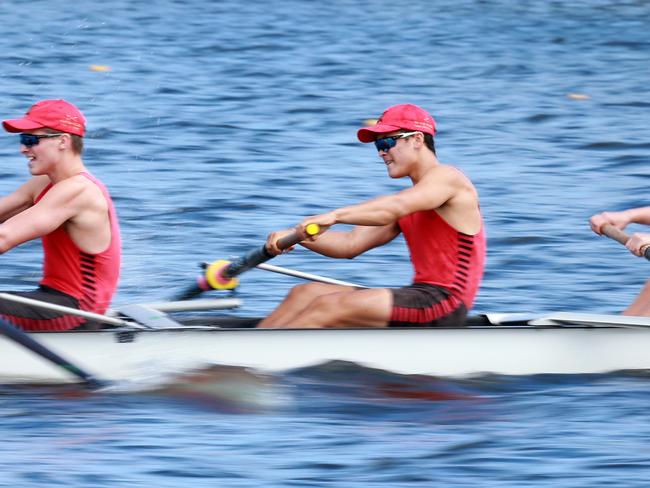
591,207,650,235
300,223,400,258
311,166,462,228
0,178,86,254
0,177,48,223
623,207,650,226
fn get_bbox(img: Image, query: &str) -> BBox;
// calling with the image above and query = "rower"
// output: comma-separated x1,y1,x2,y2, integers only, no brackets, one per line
591,207,650,316
0,99,121,331
257,103,486,329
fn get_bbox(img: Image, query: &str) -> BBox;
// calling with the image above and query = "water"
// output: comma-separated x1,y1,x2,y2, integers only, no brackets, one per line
1,0,650,485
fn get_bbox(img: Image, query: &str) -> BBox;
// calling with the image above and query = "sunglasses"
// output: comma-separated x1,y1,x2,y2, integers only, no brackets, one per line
19,133,65,148
374,131,420,152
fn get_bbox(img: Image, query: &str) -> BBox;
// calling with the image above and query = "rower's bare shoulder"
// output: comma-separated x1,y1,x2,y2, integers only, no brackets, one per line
421,164,473,187
18,175,51,199
47,175,106,208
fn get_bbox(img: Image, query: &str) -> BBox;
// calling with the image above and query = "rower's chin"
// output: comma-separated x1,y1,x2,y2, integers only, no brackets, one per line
385,164,402,178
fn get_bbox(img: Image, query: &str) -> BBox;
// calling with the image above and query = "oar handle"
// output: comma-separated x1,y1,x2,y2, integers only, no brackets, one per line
276,224,320,251
223,224,321,279
601,224,650,261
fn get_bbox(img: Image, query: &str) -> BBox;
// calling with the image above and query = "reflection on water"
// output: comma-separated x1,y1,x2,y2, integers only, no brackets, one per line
4,362,650,484
144,364,289,413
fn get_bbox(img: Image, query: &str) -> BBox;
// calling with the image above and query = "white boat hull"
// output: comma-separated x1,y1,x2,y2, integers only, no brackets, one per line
3,323,650,384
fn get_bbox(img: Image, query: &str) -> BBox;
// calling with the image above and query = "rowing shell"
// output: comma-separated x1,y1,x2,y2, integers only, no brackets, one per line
2,308,650,384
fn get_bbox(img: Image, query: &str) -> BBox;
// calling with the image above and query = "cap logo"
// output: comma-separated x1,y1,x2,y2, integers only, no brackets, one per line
58,114,84,132
412,120,434,131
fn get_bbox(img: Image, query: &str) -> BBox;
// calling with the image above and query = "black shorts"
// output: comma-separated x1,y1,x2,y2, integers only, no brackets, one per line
0,285,83,331
389,283,467,327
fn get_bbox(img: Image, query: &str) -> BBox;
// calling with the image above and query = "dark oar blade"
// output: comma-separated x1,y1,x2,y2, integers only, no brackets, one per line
0,317,105,389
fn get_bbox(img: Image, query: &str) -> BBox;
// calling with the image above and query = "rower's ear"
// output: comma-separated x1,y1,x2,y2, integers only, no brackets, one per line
58,133,70,151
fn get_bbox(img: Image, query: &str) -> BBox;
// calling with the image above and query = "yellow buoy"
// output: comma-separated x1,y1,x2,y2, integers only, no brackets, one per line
362,118,378,126
89,65,112,72
567,93,590,100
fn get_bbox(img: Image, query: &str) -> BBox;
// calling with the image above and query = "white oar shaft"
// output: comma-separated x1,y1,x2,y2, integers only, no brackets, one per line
137,298,243,313
255,263,367,288
0,292,141,329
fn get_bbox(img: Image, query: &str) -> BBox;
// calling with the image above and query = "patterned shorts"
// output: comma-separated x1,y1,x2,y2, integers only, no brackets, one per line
389,283,467,327
0,285,82,331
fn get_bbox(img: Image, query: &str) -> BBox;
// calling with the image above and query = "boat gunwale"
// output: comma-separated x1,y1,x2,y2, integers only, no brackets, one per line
22,323,647,334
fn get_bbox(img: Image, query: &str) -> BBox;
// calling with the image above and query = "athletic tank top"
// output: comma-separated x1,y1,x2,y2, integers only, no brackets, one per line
35,172,121,316
398,209,485,309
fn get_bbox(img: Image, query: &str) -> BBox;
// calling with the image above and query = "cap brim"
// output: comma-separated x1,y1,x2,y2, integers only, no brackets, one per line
2,118,44,133
357,123,401,143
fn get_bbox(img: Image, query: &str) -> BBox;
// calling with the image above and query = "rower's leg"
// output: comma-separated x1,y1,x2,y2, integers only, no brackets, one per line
258,282,352,327
291,287,392,328
623,279,650,316
258,285,392,328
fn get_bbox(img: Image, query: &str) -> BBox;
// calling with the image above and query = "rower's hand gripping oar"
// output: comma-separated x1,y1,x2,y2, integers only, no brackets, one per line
176,223,320,300
601,224,650,261
0,317,105,389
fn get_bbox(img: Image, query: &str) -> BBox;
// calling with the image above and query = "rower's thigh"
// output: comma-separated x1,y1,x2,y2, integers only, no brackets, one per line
312,288,393,327
287,282,356,301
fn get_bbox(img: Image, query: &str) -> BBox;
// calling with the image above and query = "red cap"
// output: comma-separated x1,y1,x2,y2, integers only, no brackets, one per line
3,99,86,137
357,104,436,143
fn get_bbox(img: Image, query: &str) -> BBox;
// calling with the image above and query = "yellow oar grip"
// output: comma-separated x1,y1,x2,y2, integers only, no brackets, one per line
305,223,320,236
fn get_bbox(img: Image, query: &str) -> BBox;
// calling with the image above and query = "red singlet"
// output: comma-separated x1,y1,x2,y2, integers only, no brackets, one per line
6,172,121,331
390,209,486,324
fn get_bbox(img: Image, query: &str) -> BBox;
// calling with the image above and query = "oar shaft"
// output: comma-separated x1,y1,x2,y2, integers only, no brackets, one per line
175,224,321,300
223,229,314,279
174,239,297,301
0,293,137,329
222,246,274,279
601,224,650,261
256,263,367,288
601,224,628,246
0,317,105,389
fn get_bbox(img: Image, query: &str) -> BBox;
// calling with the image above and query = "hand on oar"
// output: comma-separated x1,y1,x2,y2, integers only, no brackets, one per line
601,224,650,261
590,211,630,236
175,223,321,300
264,223,321,256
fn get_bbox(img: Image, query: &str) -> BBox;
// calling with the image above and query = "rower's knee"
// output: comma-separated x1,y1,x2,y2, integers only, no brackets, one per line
307,293,349,318
287,282,322,300
286,282,342,303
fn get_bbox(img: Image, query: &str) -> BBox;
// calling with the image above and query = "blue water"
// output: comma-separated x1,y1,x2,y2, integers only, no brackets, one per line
1,0,650,485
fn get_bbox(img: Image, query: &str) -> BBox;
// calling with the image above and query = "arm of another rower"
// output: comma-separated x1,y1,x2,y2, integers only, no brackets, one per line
0,176,49,223
0,177,89,253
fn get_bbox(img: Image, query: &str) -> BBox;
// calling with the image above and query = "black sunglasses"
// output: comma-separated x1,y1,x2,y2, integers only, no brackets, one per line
19,133,65,148
374,131,419,152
